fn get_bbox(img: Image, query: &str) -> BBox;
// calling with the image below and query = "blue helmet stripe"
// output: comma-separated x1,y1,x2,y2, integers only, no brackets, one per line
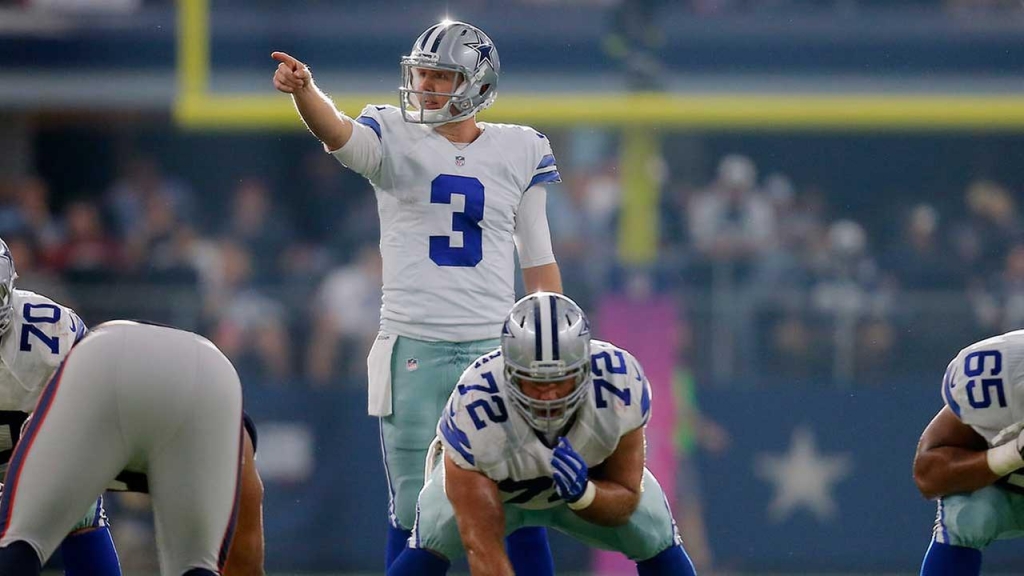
419,24,441,50
533,297,543,362
430,23,451,53
549,294,560,361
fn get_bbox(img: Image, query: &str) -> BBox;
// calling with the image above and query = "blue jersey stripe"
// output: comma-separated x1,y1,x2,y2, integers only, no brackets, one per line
942,362,961,418
73,313,88,344
356,116,382,141
379,419,398,524
440,414,474,466
528,170,561,190
640,377,652,423
536,154,556,170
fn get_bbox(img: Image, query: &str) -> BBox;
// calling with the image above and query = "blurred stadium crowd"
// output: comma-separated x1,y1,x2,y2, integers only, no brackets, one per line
0,138,1020,392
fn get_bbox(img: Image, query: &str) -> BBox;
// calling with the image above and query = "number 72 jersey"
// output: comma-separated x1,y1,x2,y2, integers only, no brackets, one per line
942,329,1024,445
438,339,652,510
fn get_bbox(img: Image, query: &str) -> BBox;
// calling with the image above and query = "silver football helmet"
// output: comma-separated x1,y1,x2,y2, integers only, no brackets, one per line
0,239,16,336
501,292,592,435
399,20,500,125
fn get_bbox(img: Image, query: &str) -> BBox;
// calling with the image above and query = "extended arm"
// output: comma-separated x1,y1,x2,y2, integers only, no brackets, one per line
444,453,513,576
272,51,353,151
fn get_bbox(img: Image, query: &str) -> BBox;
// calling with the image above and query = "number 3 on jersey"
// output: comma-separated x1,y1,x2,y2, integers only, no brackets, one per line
430,174,484,267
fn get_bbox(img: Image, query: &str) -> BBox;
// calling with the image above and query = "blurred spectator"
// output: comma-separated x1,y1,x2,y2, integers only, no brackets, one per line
51,199,121,279
971,243,1024,334
811,220,889,317
105,155,195,240
882,203,960,291
226,178,294,283
305,244,382,388
751,172,824,299
124,190,199,284
688,154,776,276
209,240,292,383
687,155,778,378
810,220,895,381
0,180,28,238
13,175,62,262
949,179,1022,280
3,233,73,307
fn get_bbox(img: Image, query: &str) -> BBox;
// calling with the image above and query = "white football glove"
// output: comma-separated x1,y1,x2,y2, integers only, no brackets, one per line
988,421,1024,477
991,421,1024,457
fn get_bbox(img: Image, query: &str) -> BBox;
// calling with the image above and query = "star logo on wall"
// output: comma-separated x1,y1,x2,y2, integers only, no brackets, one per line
754,426,853,523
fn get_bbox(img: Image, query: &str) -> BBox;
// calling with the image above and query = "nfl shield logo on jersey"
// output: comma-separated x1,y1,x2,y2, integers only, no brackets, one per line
455,155,465,167
406,358,419,371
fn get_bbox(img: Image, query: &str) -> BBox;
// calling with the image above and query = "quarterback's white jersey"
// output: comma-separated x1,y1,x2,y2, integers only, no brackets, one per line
438,339,652,510
0,290,85,473
942,329,1024,445
333,104,560,342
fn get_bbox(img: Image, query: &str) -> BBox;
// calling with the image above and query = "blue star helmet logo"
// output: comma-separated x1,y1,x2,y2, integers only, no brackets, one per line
466,41,495,69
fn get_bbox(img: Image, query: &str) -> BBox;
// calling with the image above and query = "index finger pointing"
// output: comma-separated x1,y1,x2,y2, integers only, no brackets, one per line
271,51,300,68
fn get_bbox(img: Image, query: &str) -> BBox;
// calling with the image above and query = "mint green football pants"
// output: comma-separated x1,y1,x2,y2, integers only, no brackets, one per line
933,484,1024,548
379,335,499,530
411,460,682,562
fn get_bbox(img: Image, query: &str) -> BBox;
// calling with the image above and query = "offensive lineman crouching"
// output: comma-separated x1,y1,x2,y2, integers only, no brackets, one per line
388,293,697,576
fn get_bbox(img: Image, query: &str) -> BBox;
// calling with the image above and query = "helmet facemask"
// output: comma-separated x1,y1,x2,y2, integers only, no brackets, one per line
399,58,475,125
505,360,591,437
